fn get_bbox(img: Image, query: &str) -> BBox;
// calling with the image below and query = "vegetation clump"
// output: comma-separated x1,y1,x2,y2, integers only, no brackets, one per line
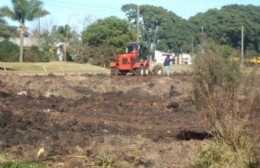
0,40,19,62
193,42,259,168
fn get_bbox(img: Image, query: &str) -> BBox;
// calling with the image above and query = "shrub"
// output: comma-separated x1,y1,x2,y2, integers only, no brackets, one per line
0,40,19,62
75,45,116,67
193,41,259,167
24,46,50,62
195,139,253,168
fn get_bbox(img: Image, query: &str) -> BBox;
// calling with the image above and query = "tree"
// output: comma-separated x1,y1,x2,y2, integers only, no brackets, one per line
82,16,136,54
1,12,18,39
189,5,260,54
0,24,18,39
0,0,49,62
40,25,80,61
156,11,195,53
0,40,19,61
80,16,136,66
121,4,195,54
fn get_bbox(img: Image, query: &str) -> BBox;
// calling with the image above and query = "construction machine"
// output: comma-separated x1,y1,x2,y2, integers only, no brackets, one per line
250,56,260,66
109,42,163,76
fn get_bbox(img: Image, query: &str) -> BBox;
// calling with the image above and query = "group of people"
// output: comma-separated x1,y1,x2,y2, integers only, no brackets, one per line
163,55,174,76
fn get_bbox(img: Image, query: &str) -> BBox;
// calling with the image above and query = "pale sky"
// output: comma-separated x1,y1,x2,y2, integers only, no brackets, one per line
1,0,259,33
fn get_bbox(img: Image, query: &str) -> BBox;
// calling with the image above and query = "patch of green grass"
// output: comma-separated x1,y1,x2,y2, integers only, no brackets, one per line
0,155,46,168
0,61,109,75
0,161,45,168
194,139,255,168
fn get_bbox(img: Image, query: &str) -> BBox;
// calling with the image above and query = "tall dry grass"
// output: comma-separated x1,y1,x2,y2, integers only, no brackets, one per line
193,42,259,168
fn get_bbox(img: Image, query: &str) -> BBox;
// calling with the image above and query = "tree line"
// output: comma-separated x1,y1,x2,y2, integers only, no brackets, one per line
0,1,259,64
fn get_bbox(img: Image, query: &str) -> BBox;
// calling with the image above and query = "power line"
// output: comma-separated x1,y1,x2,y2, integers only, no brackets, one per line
44,1,121,12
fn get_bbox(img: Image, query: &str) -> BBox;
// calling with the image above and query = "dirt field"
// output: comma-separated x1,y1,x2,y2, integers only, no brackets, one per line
0,72,236,167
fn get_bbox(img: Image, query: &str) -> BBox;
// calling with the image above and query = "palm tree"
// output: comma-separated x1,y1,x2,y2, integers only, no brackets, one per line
1,0,49,62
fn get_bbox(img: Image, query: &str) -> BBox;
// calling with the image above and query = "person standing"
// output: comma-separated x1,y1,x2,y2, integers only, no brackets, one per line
164,55,174,76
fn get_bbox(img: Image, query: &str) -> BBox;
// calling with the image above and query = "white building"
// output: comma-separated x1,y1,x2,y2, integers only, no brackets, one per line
9,37,39,47
179,53,192,65
154,50,175,65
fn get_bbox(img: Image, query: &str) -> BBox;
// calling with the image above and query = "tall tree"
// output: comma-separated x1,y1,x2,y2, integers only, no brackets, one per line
122,4,166,52
121,4,195,54
0,0,49,62
189,5,260,54
1,11,17,39
82,16,136,53
81,16,136,65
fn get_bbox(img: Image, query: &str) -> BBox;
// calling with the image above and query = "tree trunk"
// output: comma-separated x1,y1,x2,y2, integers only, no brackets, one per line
19,23,25,62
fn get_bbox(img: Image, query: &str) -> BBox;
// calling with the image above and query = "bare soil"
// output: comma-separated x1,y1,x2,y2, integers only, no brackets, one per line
0,73,244,167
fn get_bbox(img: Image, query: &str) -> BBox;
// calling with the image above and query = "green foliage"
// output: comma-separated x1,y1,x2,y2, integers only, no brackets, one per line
24,46,49,62
0,24,18,39
122,4,195,54
0,161,45,168
75,45,115,66
193,42,242,98
0,0,49,23
0,40,19,62
39,25,80,61
195,139,253,168
82,16,136,54
0,0,49,62
202,40,238,58
122,4,260,55
189,5,260,54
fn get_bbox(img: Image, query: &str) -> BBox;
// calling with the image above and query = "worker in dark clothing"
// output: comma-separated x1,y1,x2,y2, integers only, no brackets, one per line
164,55,174,76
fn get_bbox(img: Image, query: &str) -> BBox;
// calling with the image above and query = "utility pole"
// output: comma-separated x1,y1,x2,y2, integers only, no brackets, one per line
201,26,204,38
136,5,140,43
241,25,244,65
37,10,41,45
38,17,41,45
191,37,194,56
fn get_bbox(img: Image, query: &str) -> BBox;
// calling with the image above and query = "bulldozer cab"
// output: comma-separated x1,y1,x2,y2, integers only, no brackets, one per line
126,42,147,60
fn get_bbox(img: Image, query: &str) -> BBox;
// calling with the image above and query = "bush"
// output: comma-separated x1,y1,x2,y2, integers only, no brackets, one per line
0,40,19,62
193,41,259,167
195,139,253,168
75,45,116,67
24,46,50,62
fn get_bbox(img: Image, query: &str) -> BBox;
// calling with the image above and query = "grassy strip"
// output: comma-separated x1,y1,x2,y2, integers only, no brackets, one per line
0,62,192,75
0,61,109,75
0,155,45,168
0,161,45,168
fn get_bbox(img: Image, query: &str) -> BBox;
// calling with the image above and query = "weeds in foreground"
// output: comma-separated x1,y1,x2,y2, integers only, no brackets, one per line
195,139,254,168
127,135,146,163
94,154,117,168
193,42,259,167
0,161,45,168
